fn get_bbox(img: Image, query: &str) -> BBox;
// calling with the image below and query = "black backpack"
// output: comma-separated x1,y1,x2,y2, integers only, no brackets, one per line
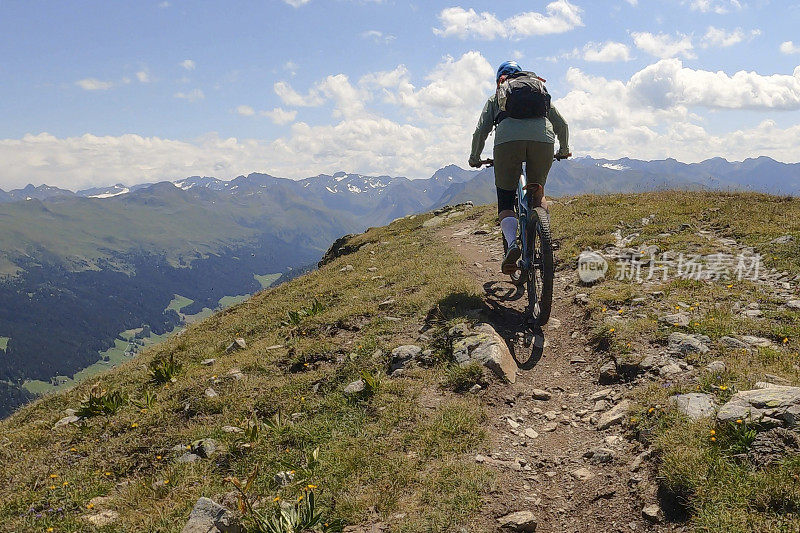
494,71,551,125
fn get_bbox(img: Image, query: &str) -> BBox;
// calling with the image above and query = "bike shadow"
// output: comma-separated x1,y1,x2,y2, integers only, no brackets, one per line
482,281,545,370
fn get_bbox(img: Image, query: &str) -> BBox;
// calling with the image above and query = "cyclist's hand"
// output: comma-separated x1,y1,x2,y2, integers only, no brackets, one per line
555,149,572,160
468,155,482,168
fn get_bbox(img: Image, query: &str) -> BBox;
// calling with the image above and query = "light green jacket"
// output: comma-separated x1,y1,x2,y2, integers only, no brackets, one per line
470,93,569,160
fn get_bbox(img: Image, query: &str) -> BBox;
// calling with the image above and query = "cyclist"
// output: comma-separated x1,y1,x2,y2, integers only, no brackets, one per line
468,60,570,275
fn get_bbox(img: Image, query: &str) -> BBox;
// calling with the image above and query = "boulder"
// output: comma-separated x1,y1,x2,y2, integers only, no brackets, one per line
747,427,800,467
659,313,690,327
787,300,800,310
598,361,619,384
770,235,794,245
531,389,551,401
705,360,727,374
719,336,750,350
668,333,710,355
741,336,773,348
344,380,366,395
451,323,516,383
389,345,423,373
181,497,241,533
671,393,716,420
53,415,80,429
497,510,537,532
597,400,631,430
717,386,800,428
85,510,119,527
191,439,217,458
225,338,247,354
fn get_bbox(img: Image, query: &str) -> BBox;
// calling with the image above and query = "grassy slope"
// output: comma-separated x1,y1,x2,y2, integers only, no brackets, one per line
2,191,799,532
547,191,800,532
0,209,492,532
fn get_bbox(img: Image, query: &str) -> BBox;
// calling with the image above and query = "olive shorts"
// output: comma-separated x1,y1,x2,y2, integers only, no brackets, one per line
493,140,554,192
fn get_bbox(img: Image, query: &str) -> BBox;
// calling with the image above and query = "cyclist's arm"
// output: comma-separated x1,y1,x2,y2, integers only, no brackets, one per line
548,105,570,156
469,99,494,163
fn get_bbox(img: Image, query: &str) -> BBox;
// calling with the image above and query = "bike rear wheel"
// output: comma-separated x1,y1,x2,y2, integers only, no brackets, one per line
528,206,554,325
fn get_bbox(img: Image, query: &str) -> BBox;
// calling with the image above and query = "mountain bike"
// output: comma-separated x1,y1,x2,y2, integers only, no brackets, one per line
481,155,568,326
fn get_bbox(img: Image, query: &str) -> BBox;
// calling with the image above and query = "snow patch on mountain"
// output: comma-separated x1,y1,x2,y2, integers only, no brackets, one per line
89,188,130,199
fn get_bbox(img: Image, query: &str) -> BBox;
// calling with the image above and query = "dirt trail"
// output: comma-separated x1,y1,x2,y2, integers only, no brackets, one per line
439,216,686,533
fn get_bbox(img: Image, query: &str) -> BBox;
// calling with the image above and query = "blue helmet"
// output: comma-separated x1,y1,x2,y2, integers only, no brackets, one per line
496,60,522,82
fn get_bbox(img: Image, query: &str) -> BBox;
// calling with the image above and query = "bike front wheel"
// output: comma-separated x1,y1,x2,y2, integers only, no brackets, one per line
528,206,554,325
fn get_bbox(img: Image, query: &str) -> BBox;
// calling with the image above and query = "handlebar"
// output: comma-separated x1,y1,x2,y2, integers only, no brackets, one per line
476,153,572,168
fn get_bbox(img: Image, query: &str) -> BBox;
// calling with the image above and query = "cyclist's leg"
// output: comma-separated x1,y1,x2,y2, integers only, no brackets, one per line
524,141,555,210
493,141,526,273
493,141,526,244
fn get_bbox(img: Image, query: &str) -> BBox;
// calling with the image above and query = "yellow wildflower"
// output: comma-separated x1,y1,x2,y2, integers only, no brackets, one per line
63,481,69,486
86,503,94,509
736,419,743,424
710,436,716,442
130,423,138,428
49,485,56,490
307,484,317,489
273,496,280,502
49,474,58,479
710,429,716,435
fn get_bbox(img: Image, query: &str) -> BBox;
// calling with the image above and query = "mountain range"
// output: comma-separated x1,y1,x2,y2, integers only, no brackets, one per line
0,155,798,417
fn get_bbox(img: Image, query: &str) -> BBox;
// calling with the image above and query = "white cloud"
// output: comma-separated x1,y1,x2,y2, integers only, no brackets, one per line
261,107,298,125
136,70,151,83
701,26,759,48
689,0,742,14
361,30,396,44
180,59,196,71
174,89,204,102
76,78,114,91
7,52,800,190
632,31,695,59
158,1,170,8
583,41,632,62
781,41,800,55
434,1,583,40
236,105,255,116
283,0,311,6
274,81,325,107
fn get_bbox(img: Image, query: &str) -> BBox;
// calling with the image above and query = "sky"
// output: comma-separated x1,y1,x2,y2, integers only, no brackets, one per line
1,0,799,190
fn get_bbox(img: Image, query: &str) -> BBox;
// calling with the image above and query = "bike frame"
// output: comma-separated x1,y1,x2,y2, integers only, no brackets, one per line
516,171,533,274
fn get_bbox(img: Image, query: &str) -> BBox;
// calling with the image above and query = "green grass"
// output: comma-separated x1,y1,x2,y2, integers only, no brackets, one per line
0,207,492,532
0,336,8,351
552,191,800,531
166,294,194,313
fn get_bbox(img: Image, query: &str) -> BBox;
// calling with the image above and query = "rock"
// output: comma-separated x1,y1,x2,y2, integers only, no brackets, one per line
747,427,800,467
642,504,661,523
204,387,218,398
344,379,366,395
717,386,800,428
469,384,482,394
547,318,562,330
705,360,727,374
638,354,659,370
227,368,244,380
201,358,216,366
787,300,800,310
659,362,682,377
274,471,295,486
571,467,595,481
225,338,247,353
574,293,590,305
181,497,241,533
507,418,521,429
367,267,378,272
719,336,750,350
531,389,551,401
318,234,365,268
630,450,652,472
53,415,80,429
178,452,201,463
497,510,537,532
599,360,619,384
378,298,395,309
222,426,243,434
597,400,631,430
659,313,690,327
589,389,612,402
742,335,773,348
742,309,764,318
191,438,217,458
451,323,517,383
543,422,559,432
389,345,423,373
770,235,794,245
583,447,614,464
85,510,119,527
668,332,709,355
339,264,354,272
671,393,716,420
524,428,539,439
